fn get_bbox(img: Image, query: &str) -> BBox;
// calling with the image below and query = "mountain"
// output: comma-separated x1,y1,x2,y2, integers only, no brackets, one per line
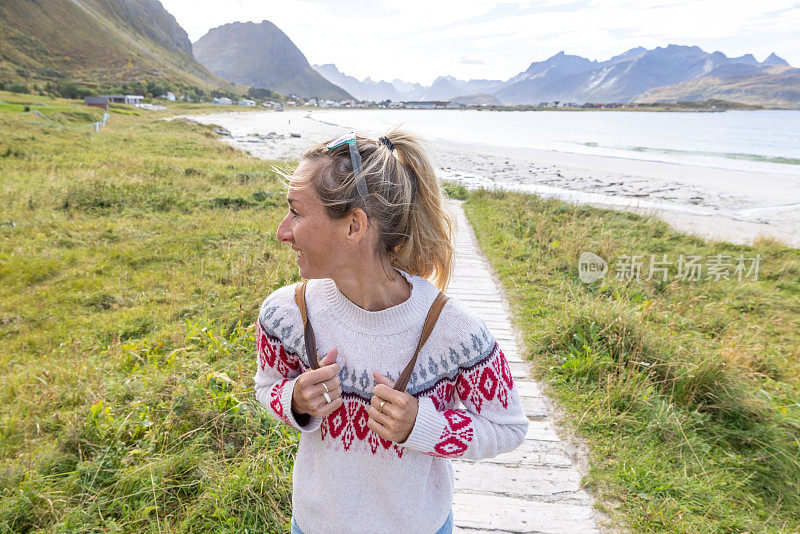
312,45,796,106
194,21,351,100
313,64,403,101
494,51,598,103
313,66,502,102
730,53,759,66
420,76,463,101
421,76,503,100
499,51,597,88
495,45,795,105
0,0,226,89
762,53,789,67
497,45,729,103
392,78,425,96
635,64,800,107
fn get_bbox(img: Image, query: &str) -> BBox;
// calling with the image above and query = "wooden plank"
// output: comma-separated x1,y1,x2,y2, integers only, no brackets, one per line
452,493,601,534
453,462,589,502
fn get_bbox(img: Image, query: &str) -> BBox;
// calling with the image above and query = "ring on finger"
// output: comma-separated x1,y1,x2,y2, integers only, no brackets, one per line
378,400,387,413
322,382,329,393
323,391,332,404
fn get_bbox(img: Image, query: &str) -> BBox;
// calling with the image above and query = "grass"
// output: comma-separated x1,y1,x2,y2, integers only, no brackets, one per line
2,88,798,532
0,91,300,532
461,189,800,532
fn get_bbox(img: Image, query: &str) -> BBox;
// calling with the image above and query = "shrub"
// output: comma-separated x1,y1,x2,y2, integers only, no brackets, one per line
7,82,30,94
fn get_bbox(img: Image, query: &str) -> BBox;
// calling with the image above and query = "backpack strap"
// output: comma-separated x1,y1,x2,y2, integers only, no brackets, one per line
294,280,320,369
393,291,449,392
294,279,450,394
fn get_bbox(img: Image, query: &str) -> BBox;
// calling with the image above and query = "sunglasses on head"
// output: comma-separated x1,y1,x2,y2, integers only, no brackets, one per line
327,131,369,209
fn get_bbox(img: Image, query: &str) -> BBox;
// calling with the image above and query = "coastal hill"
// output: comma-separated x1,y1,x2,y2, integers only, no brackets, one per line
193,21,352,101
451,92,502,106
635,64,800,107
314,46,797,107
0,0,227,90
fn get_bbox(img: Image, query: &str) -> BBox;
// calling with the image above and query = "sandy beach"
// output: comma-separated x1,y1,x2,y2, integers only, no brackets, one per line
181,110,800,248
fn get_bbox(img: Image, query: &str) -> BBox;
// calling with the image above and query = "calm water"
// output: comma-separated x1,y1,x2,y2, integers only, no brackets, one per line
304,109,800,175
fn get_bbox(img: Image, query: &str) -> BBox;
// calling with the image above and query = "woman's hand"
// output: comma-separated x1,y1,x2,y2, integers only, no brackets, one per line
291,348,343,418
368,370,419,443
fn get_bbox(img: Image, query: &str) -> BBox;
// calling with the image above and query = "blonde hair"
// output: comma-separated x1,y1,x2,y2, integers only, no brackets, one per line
287,127,454,291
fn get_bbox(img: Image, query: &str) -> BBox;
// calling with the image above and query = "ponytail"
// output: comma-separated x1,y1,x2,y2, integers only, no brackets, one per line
385,128,454,290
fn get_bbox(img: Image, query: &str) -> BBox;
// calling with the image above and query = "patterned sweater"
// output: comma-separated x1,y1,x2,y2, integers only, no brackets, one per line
254,268,529,534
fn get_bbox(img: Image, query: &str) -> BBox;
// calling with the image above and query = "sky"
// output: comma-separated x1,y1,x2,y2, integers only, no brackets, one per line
160,0,800,85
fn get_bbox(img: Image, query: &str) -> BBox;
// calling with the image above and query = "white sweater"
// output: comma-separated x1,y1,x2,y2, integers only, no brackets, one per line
254,268,529,534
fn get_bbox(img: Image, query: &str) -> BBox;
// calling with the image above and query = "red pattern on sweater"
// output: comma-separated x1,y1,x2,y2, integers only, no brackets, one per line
455,343,514,414
429,409,474,457
257,321,300,377
269,378,292,425
321,397,406,458
425,342,515,457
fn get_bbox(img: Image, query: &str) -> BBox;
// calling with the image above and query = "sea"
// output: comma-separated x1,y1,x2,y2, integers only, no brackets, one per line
203,108,800,176
306,109,800,175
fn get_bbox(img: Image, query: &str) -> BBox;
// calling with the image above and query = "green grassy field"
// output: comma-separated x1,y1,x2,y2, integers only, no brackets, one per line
1,90,798,532
0,92,300,532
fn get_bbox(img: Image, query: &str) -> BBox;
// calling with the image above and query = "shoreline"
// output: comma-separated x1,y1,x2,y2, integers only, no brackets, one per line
182,110,800,248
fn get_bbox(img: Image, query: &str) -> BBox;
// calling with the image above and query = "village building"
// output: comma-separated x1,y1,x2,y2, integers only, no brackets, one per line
107,95,144,106
84,96,109,110
84,95,144,110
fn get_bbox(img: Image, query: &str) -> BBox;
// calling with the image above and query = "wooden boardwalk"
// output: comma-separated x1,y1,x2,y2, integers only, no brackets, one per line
446,200,602,534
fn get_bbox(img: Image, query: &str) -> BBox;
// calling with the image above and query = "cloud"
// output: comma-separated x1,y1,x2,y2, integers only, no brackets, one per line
160,0,800,83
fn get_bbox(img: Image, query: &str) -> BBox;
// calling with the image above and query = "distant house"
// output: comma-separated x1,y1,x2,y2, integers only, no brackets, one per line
103,95,143,106
212,97,233,105
164,92,176,101
85,96,109,110
85,95,145,109
238,99,256,106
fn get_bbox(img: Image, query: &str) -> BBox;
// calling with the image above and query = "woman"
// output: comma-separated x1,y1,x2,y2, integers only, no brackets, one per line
254,128,529,534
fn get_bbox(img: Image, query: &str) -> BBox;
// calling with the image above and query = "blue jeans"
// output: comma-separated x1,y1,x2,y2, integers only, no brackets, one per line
290,508,453,534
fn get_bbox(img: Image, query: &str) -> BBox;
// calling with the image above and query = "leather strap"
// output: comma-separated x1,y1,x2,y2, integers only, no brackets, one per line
393,291,449,392
293,279,450,394
294,280,319,370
